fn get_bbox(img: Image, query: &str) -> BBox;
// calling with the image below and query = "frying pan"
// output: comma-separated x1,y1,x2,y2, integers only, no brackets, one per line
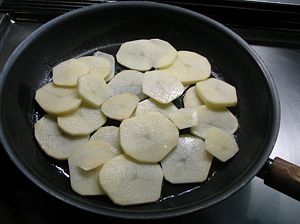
0,1,299,219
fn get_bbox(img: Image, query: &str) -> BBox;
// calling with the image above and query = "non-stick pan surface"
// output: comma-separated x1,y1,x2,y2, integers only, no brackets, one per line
0,1,280,219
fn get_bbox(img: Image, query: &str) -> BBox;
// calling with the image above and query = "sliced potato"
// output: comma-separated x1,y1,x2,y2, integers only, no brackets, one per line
53,58,89,87
78,73,112,107
57,105,107,136
143,71,184,104
161,135,213,183
183,86,204,108
77,56,110,79
135,98,178,117
148,39,177,69
168,108,198,129
160,51,210,85
94,51,115,81
89,126,121,153
68,148,104,196
120,113,179,163
34,115,88,160
196,78,237,109
99,155,163,206
76,140,118,171
205,127,239,162
108,70,147,100
191,105,238,139
101,93,139,121
35,82,81,115
116,39,177,71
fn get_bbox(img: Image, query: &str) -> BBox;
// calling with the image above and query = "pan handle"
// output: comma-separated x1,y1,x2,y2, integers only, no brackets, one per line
257,157,300,200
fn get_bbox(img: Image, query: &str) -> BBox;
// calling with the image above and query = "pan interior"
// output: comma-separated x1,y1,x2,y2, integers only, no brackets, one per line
0,2,279,218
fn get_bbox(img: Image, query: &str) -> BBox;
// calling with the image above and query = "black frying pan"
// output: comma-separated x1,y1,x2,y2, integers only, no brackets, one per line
0,1,299,219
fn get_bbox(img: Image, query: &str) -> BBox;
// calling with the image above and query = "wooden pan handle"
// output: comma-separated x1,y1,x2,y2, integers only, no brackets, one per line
262,157,300,200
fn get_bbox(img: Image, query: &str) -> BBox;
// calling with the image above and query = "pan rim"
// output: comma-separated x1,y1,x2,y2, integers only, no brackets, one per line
0,1,280,219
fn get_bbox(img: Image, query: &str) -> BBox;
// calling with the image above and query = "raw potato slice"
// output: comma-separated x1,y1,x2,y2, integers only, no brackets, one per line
148,39,177,69
57,105,107,136
34,115,88,160
143,71,184,104
35,82,82,115
183,86,204,108
89,126,121,153
101,93,139,121
108,70,147,100
120,113,179,163
99,155,163,206
116,39,177,71
168,108,198,129
191,105,238,139
77,56,110,79
161,51,211,85
205,127,239,162
94,51,115,81
135,98,178,117
196,78,237,109
161,135,213,183
53,58,89,87
68,148,104,196
78,73,112,107
76,140,118,171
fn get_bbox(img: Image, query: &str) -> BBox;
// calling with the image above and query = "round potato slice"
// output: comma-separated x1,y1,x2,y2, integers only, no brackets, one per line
53,58,89,87
161,135,213,183
99,155,163,206
76,140,119,171
101,93,139,121
68,148,104,196
196,78,237,109
34,115,88,160
77,56,110,79
148,39,177,69
205,127,239,162
89,126,121,153
143,71,184,104
78,73,112,107
190,105,238,139
183,86,204,108
94,51,115,82
168,108,198,129
135,98,178,117
57,105,107,136
120,113,179,163
116,39,177,71
108,70,147,100
35,82,82,115
160,51,211,85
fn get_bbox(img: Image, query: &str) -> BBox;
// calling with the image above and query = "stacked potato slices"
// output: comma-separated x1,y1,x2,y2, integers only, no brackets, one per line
34,39,239,206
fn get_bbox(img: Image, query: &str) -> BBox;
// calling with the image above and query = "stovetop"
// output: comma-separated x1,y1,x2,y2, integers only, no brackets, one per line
0,1,300,223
